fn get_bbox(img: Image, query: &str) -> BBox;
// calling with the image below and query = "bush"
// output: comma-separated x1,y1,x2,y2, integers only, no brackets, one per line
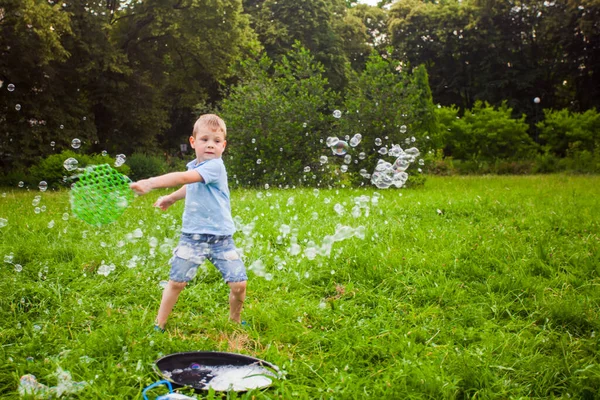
493,160,534,175
126,153,168,181
438,101,538,161
218,44,340,188
559,150,600,174
538,108,600,157
27,150,131,189
0,168,29,188
533,153,561,173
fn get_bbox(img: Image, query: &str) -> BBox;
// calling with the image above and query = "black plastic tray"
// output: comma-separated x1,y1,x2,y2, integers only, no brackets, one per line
154,351,279,392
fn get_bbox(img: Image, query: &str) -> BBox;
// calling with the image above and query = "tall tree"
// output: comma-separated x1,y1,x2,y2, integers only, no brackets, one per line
0,0,73,170
339,4,389,71
244,0,350,90
387,0,600,120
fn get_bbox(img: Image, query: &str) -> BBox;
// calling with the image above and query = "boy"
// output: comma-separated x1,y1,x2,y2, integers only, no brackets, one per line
130,114,247,331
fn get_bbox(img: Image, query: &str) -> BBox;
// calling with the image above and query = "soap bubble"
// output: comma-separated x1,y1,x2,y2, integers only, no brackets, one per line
38,181,48,192
340,165,348,172
392,158,410,173
400,125,407,133
15,264,23,272
97,262,116,276
101,150,108,156
0,218,7,228
50,141,55,147
418,159,425,166
326,137,339,147
60,125,64,129
358,152,366,160
331,141,349,156
71,138,81,149
533,97,541,104
114,154,126,167
15,104,21,111
18,181,24,188
63,157,78,171
389,144,403,157
319,156,328,164
256,159,262,164
374,138,382,146
333,110,342,118
249,259,266,277
303,166,311,173
349,134,362,147
304,241,317,260
404,147,420,157
378,147,388,155
375,160,392,172
7,84,15,92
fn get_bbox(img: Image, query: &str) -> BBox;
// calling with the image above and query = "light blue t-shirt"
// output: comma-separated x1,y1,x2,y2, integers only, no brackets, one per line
181,158,236,236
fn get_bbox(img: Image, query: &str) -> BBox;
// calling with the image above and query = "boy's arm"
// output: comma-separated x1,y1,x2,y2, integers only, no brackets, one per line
167,185,187,201
131,170,203,195
154,185,186,211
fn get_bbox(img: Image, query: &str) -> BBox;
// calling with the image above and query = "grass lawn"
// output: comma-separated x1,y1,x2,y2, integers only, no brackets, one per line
1,174,599,399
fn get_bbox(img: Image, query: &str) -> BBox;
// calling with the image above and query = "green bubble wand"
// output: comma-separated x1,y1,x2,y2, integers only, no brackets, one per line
69,164,134,226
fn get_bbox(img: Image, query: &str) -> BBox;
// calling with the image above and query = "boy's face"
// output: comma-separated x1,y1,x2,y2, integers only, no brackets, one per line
190,125,227,163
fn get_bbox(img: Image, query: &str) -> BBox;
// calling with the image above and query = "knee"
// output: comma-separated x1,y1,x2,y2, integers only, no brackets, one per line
230,281,247,297
169,280,187,292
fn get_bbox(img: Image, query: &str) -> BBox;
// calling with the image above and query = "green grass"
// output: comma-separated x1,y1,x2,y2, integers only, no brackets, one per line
1,175,600,399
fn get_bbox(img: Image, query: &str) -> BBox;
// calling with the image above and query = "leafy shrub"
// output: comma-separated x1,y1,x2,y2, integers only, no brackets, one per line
218,44,340,188
126,153,168,181
166,157,189,173
27,150,131,189
438,101,538,161
538,108,600,157
0,168,29,188
559,150,600,174
493,160,534,175
533,153,561,173
340,52,438,187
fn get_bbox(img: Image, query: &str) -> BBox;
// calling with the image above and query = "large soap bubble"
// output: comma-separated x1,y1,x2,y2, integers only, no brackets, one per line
331,141,349,156
63,157,78,171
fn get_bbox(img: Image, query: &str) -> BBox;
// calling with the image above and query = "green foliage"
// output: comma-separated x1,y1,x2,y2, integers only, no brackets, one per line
126,153,169,181
26,150,131,189
438,101,537,161
538,108,600,157
246,0,350,90
338,51,435,186
219,44,340,188
387,0,600,119
0,0,75,171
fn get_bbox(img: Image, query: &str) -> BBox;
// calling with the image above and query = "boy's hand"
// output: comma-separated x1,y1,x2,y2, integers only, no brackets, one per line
154,196,175,211
130,179,153,195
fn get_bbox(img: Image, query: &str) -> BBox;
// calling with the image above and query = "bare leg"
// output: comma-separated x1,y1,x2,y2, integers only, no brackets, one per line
228,281,247,323
156,280,187,329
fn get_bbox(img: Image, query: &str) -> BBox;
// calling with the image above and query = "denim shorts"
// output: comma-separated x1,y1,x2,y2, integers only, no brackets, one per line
169,233,247,283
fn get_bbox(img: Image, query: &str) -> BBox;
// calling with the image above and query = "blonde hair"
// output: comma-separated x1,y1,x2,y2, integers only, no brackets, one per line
193,114,227,137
